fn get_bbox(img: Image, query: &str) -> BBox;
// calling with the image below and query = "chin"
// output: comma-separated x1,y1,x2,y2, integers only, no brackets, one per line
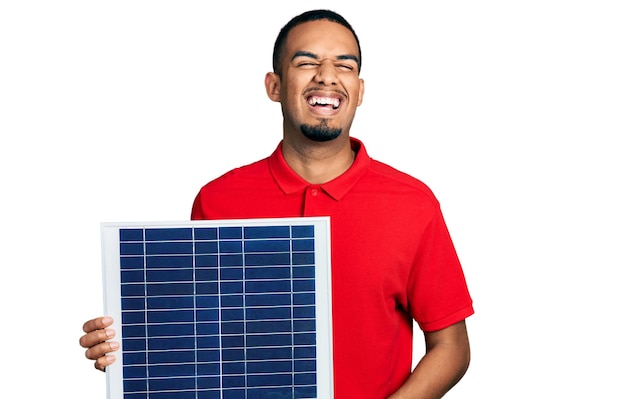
300,123,342,142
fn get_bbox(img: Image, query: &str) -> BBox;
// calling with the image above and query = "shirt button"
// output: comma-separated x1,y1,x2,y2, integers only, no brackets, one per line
311,188,318,196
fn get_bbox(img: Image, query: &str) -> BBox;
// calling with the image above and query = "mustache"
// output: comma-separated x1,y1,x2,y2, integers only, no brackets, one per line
303,87,348,98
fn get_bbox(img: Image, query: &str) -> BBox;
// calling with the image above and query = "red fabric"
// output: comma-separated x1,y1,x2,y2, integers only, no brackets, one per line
191,137,474,399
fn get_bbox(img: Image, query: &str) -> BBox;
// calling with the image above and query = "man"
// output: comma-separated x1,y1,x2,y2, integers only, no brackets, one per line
80,9,474,399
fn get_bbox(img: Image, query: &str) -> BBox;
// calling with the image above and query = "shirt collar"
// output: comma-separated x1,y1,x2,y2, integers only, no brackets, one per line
268,137,371,201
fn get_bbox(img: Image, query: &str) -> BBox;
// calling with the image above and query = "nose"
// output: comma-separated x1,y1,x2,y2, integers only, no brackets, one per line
315,59,337,86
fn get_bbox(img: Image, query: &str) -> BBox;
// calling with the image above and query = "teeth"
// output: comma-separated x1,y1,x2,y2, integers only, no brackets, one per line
309,96,340,108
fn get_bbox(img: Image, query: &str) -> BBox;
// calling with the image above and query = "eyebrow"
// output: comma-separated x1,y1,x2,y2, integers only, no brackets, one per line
291,50,359,64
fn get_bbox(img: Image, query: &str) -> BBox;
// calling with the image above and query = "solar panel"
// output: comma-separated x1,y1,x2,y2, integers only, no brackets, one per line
101,217,333,399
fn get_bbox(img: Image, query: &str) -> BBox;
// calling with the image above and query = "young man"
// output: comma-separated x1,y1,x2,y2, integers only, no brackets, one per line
80,9,474,399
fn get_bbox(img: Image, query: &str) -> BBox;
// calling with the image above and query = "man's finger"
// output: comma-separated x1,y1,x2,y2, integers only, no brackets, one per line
85,340,120,361
82,316,114,334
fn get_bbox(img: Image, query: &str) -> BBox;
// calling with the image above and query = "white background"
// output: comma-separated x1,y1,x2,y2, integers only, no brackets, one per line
1,1,624,397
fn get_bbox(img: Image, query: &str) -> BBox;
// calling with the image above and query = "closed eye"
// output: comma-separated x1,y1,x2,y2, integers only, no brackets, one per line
297,61,319,68
336,64,354,71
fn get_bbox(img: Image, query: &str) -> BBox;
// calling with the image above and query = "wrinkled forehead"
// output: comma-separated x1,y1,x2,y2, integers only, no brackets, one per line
284,20,360,63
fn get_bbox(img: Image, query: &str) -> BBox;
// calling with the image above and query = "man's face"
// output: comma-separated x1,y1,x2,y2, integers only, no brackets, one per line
267,20,364,143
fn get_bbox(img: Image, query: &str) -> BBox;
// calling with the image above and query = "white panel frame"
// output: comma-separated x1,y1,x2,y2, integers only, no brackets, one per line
101,217,333,399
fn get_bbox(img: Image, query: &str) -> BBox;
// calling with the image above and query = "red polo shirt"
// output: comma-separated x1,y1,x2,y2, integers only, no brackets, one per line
191,137,474,399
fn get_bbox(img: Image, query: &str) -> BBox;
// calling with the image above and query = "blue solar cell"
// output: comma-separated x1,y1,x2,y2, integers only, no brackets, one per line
146,241,193,255
195,281,218,294
296,373,317,385
123,365,147,378
244,239,291,252
293,292,315,305
103,218,331,399
122,325,145,337
145,227,192,241
222,349,245,361
122,378,146,391
295,359,316,372
293,319,316,331
246,306,291,320
219,240,242,253
245,252,291,266
221,335,244,348
147,322,195,337
294,279,316,292
293,238,315,251
245,292,291,306
294,333,316,345
146,295,195,309
248,373,293,387
293,252,315,265
247,386,293,399
246,320,292,333
218,226,242,239
120,228,143,241
120,256,144,269
122,311,145,324
196,309,219,321
295,346,316,358
292,225,314,238
294,305,316,318
147,309,194,323
246,333,292,347
121,269,145,283
218,295,242,307
121,284,145,297
194,254,217,267
245,279,292,293
146,255,193,268
194,241,218,253
244,225,291,239
194,227,217,240
146,282,194,296
120,242,144,256
148,350,195,364
146,268,193,282
149,336,196,350
220,254,243,266
122,338,146,351
221,322,244,334
220,281,243,294
245,265,291,279
221,308,244,321
149,376,196,390
222,362,245,374
122,351,145,364
220,268,243,280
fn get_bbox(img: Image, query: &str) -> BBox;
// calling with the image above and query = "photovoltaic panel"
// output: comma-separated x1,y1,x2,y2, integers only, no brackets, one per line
101,217,333,399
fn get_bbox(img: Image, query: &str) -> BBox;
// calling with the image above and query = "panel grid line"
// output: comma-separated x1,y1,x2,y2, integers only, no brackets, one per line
242,226,248,399
191,226,198,398
142,228,150,395
290,226,296,399
216,226,223,399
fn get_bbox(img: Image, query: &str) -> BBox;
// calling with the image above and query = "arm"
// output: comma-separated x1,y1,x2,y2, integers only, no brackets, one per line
388,320,471,399
79,316,119,371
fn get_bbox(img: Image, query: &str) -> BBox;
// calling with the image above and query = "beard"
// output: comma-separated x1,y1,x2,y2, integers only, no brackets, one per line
300,119,342,142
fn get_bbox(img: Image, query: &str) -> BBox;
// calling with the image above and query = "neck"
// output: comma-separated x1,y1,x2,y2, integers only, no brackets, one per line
281,135,355,184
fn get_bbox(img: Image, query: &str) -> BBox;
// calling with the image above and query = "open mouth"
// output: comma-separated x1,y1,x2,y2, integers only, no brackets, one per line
307,95,341,110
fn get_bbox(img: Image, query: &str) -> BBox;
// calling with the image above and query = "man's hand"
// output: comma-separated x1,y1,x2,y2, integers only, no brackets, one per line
79,316,119,371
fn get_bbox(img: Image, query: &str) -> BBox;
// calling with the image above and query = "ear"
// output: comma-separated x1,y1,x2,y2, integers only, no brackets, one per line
265,72,281,102
357,78,365,106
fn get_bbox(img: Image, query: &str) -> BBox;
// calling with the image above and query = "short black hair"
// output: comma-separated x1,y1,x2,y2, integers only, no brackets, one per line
272,9,362,76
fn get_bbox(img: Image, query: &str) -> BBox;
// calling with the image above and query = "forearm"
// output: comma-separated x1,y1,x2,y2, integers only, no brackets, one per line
388,321,470,399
